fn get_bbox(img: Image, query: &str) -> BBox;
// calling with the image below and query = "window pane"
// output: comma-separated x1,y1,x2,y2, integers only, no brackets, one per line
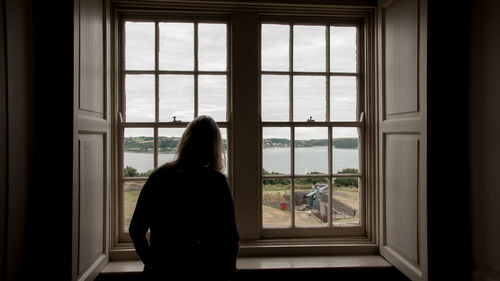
159,23,194,71
125,75,155,122
159,75,194,122
219,128,228,175
158,128,184,167
295,178,329,227
293,76,326,122
261,75,289,121
124,128,154,176
124,180,146,231
331,26,357,73
293,25,326,72
198,23,227,71
125,22,155,70
331,76,357,121
262,24,289,71
198,75,227,121
263,179,291,228
263,127,290,175
332,177,360,225
332,127,359,173
295,127,328,175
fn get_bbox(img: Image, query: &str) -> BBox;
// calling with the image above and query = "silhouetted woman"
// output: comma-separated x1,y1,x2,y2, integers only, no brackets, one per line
129,115,240,280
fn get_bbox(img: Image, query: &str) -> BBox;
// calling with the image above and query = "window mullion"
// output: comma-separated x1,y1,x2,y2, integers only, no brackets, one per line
289,24,296,229
154,20,159,169
326,25,333,227
326,25,331,122
194,22,199,118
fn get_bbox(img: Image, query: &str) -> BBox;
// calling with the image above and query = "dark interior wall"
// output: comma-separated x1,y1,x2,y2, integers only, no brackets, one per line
0,0,74,281
427,0,472,280
21,1,75,280
2,0,34,280
469,0,500,279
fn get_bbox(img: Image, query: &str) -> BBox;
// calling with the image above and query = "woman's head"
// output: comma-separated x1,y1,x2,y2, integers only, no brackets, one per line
173,115,224,171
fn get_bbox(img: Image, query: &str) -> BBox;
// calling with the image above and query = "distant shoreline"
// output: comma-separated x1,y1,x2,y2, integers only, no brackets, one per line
124,146,358,153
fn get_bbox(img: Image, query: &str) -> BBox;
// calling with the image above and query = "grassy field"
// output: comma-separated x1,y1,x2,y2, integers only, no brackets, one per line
124,189,140,230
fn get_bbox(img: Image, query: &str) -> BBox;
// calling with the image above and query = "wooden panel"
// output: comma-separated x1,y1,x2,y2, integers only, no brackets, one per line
378,0,427,279
382,0,419,118
383,134,419,265
78,134,105,275
79,0,104,114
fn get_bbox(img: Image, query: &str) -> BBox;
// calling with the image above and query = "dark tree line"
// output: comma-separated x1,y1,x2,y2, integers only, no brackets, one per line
263,168,359,188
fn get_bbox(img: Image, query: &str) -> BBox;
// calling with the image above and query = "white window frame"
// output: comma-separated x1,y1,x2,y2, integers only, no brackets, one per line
110,2,377,259
259,18,365,238
115,13,232,244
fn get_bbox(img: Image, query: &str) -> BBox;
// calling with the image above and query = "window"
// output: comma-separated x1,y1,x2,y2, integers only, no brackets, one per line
118,17,230,240
112,3,376,255
260,22,364,237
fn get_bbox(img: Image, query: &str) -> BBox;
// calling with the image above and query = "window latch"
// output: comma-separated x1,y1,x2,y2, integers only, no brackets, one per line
307,116,315,123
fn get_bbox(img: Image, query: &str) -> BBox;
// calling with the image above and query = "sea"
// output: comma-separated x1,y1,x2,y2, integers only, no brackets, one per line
124,146,358,175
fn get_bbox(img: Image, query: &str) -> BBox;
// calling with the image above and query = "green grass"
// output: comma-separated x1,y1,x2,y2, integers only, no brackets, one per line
124,189,140,230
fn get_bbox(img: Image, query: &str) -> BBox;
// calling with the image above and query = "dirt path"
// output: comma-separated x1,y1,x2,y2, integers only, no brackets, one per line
262,205,326,227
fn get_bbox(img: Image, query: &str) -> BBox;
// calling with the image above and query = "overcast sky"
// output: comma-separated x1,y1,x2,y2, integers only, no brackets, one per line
124,22,357,139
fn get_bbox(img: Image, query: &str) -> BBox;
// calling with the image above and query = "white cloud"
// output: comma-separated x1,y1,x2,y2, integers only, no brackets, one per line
198,75,227,121
125,75,155,122
126,22,155,70
262,24,289,71
331,26,357,72
262,75,289,121
293,76,326,122
124,21,358,139
159,23,194,71
293,25,326,72
198,23,227,71
159,75,194,122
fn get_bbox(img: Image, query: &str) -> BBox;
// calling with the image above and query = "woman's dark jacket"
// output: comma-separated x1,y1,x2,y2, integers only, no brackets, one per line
129,165,240,280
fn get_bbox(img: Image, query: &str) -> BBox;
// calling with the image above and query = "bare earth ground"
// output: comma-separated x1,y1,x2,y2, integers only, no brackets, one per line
262,205,326,227
124,187,359,230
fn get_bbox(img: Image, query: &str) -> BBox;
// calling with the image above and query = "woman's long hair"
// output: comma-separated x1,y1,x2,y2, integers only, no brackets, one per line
165,115,224,172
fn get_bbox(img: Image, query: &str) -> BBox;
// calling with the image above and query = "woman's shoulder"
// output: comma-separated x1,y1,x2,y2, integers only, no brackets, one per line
201,166,227,181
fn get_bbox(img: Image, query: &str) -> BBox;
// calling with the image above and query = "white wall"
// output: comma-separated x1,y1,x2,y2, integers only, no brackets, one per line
470,0,500,279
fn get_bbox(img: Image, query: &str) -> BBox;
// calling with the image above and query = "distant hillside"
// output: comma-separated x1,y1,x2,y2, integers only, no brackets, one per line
124,136,227,152
124,136,358,152
261,137,358,149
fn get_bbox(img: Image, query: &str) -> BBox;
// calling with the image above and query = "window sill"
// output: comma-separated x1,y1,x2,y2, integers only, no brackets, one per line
100,255,391,275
